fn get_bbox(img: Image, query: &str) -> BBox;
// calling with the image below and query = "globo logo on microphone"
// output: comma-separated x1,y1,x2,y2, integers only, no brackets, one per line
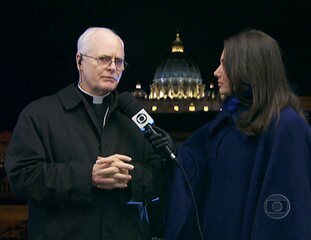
131,109,154,131
136,113,147,124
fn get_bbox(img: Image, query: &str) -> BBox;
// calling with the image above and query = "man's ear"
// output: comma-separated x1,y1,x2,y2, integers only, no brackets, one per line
76,53,83,70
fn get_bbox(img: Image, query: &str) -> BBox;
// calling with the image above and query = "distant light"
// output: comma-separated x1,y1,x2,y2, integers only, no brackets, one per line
209,82,214,89
172,46,184,53
189,103,195,112
203,106,209,112
152,106,157,111
174,105,179,111
136,83,141,89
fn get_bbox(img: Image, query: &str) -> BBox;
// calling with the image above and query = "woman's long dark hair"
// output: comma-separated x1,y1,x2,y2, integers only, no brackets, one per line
223,29,303,135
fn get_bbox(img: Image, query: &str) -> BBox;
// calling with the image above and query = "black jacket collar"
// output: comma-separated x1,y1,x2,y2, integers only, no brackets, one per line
57,83,119,112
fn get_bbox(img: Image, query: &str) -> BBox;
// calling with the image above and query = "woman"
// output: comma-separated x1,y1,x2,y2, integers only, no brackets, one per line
165,29,311,240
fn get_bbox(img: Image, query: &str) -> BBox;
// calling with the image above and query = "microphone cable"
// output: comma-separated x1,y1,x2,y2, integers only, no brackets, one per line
168,155,204,240
145,125,203,239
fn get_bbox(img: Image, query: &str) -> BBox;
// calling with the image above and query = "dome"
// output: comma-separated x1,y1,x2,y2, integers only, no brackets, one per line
149,32,205,100
153,53,203,84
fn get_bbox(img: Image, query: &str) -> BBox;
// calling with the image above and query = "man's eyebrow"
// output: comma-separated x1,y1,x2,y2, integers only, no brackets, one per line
98,54,111,58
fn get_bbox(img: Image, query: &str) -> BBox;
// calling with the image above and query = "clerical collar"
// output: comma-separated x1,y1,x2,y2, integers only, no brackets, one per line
78,84,110,104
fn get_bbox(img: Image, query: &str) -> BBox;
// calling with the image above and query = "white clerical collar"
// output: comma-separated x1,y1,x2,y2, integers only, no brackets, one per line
78,84,110,104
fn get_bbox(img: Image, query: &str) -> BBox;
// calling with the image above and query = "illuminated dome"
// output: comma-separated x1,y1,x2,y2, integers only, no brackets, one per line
149,33,205,99
153,56,202,84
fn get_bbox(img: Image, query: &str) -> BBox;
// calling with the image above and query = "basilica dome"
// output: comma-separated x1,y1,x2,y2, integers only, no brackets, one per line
149,33,205,99
153,54,202,84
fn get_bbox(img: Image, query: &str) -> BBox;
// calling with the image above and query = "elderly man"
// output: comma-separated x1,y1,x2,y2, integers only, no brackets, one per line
5,27,166,240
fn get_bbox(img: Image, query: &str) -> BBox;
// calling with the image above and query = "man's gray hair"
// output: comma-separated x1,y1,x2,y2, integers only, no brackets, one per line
77,27,124,54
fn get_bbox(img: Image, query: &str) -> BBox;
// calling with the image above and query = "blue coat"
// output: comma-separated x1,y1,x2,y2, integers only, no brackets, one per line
165,104,311,240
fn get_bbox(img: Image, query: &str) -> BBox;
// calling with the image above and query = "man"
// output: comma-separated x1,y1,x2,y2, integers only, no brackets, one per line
5,27,166,240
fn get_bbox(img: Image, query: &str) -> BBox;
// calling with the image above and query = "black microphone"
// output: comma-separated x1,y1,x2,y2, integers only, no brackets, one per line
118,92,177,162
119,92,204,240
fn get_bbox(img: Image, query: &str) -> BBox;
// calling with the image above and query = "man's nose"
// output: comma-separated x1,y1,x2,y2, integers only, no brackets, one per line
107,59,117,71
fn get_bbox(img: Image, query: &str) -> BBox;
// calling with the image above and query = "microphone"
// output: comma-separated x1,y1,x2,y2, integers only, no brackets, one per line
118,92,177,162
118,92,204,239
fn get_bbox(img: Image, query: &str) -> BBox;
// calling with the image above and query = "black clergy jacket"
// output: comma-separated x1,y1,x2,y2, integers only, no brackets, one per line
5,84,167,240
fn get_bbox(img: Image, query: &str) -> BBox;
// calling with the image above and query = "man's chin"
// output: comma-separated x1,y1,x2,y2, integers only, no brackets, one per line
98,83,118,93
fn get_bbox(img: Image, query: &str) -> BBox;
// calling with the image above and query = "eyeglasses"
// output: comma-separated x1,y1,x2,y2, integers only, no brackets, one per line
80,53,128,71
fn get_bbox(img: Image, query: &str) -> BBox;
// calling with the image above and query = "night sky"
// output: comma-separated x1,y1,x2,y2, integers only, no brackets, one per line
1,0,310,131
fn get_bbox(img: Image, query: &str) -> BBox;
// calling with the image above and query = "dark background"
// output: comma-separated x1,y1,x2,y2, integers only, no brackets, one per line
1,0,310,131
